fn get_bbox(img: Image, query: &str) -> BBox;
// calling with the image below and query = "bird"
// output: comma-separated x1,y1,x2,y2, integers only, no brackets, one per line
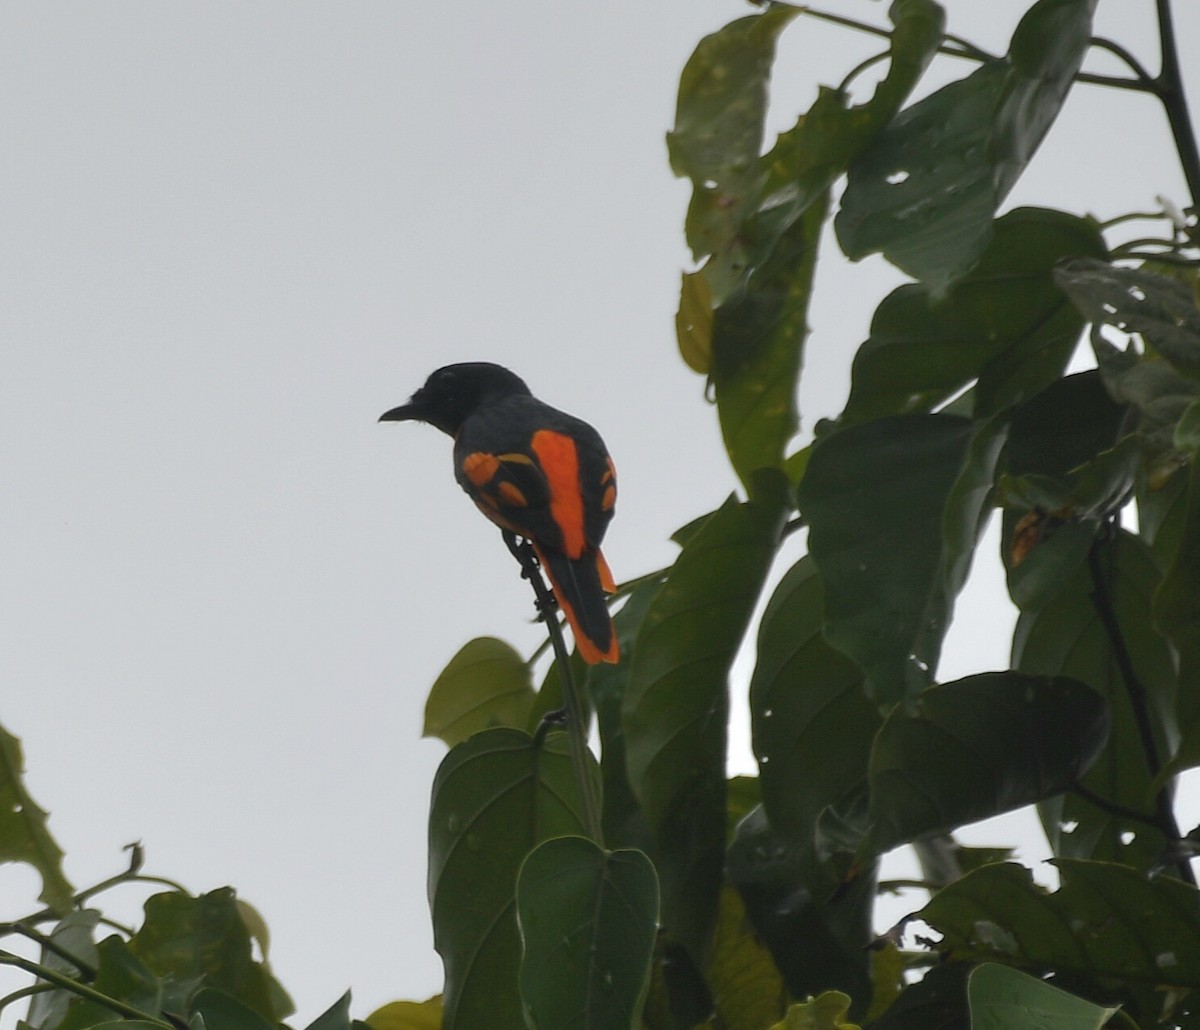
380,362,619,664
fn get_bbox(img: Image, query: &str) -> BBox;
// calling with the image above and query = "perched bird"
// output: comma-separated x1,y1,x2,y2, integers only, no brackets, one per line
380,362,619,664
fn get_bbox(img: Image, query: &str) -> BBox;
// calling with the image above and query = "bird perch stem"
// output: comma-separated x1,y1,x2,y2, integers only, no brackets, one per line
503,532,605,845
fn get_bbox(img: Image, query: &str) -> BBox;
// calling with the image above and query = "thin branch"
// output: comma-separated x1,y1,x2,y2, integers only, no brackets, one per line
1087,530,1195,885
0,925,96,979
1089,36,1156,86
504,532,604,845
4,846,150,930
0,952,174,1029
1155,0,1200,212
1071,783,1162,832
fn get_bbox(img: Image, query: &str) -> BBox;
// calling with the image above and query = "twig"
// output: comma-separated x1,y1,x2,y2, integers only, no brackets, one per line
0,951,174,1029
0,924,96,979
1070,783,1161,832
502,532,604,845
1155,0,1200,212
1087,529,1195,884
1089,36,1156,87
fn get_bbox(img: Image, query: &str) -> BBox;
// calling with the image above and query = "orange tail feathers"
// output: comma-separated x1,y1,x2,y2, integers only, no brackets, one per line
534,544,619,664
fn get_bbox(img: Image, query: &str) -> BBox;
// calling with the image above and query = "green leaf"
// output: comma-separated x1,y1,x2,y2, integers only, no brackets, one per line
837,0,1096,293
304,993,353,1030
129,889,292,1024
767,990,859,1030
423,637,534,747
678,1,943,427
749,0,944,271
190,988,275,1030
749,556,880,848
865,673,1109,855
1153,458,1200,782
516,837,658,1030
967,963,1119,1030
590,576,665,852
712,193,827,492
799,414,999,706
920,859,1200,1025
840,208,1104,425
707,885,789,1030
53,936,165,1030
0,721,73,913
1013,530,1178,867
428,728,593,1030
668,6,801,266
867,962,970,1030
677,270,714,373
363,998,443,1030
1055,258,1200,380
27,909,102,1029
623,487,786,964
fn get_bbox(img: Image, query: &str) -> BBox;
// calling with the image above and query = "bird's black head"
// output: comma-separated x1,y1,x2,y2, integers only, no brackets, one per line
379,362,532,436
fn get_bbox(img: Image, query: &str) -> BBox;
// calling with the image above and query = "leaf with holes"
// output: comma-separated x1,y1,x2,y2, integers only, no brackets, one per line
837,0,1096,293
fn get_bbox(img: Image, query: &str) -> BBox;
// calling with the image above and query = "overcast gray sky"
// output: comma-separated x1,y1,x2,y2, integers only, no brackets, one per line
2,2,1197,1025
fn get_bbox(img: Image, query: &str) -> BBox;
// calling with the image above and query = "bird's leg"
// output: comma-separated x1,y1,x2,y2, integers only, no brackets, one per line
500,530,568,723
501,531,558,624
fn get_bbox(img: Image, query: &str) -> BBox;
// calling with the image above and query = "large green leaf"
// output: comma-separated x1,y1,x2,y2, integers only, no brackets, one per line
712,194,826,493
920,859,1200,1025
840,208,1104,426
836,0,1096,293
423,637,534,747
865,673,1109,855
516,837,658,1030
129,889,291,1024
623,487,786,964
0,721,73,913
427,728,595,1030
668,6,800,273
749,556,879,848
748,0,945,274
589,576,664,852
967,963,1119,1030
672,2,944,484
1013,530,1178,867
799,414,1000,706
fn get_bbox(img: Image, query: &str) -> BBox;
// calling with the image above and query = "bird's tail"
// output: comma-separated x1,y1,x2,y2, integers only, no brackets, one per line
534,545,619,665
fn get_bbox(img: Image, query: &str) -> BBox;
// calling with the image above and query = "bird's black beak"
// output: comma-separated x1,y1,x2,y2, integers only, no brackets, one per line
379,403,419,423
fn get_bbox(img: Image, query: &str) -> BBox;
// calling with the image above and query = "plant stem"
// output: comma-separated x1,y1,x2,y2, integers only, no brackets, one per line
1086,532,1195,885
1089,37,1156,86
0,952,173,1029
1156,0,1200,212
503,532,604,845
0,925,96,979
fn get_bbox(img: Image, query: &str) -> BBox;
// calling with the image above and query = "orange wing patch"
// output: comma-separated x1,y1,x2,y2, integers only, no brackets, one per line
530,429,585,558
496,481,528,508
462,451,500,487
